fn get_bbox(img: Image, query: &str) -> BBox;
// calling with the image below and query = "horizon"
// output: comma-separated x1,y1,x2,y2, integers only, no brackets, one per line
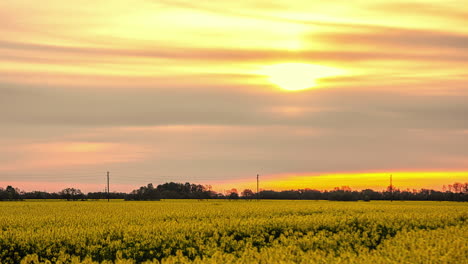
2,170,467,194
1,1,468,192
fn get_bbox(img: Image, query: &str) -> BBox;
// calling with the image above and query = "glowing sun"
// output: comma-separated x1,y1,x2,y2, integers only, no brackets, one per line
256,63,345,91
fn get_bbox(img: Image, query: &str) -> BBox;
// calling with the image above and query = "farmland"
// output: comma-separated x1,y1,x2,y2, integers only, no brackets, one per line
0,200,466,263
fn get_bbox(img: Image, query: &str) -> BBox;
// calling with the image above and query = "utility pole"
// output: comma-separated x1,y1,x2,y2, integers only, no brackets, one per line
257,174,259,201
390,174,393,202
107,171,110,202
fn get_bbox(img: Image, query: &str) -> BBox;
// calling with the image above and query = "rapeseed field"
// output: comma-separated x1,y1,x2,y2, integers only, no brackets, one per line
0,200,466,263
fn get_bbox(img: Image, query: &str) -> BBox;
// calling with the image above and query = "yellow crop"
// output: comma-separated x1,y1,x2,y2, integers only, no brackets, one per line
0,200,466,263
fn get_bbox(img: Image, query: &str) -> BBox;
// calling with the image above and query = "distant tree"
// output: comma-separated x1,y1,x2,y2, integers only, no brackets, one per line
241,189,255,199
301,189,322,200
2,180,467,202
127,182,216,200
87,192,127,200
452,182,463,193
59,188,85,201
341,186,352,192
5,186,21,201
328,190,358,201
21,191,55,199
361,189,380,200
228,192,239,200
127,183,161,200
225,188,237,196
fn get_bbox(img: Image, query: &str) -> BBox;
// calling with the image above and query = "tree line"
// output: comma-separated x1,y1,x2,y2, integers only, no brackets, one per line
0,182,466,201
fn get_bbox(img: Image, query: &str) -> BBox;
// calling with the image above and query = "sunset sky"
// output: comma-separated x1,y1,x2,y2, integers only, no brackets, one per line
1,0,467,193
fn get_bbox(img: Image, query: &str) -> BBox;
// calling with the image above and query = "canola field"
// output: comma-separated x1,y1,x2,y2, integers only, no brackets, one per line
0,200,467,264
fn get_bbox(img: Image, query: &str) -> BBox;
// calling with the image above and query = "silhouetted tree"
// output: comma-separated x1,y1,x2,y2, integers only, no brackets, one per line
241,189,255,199
59,188,85,201
87,192,127,200
1,181,467,202
5,186,21,201
228,192,239,200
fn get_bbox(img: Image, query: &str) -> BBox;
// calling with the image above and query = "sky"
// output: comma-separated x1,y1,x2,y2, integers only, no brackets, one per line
1,0,467,193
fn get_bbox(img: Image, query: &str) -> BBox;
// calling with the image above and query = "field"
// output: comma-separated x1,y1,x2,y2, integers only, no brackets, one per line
0,200,467,263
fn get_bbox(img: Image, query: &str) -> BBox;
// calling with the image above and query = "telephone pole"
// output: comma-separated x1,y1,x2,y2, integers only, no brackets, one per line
107,171,110,202
256,174,259,201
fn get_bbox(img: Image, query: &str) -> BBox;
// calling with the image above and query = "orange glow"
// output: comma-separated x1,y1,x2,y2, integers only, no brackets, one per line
255,63,346,91
44,142,112,153
212,171,468,192
0,142,149,171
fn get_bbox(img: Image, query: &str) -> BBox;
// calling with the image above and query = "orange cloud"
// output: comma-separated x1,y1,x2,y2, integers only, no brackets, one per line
2,0,467,90
0,142,149,172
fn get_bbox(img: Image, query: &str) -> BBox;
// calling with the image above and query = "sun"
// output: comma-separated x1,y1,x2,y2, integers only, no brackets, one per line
255,63,345,91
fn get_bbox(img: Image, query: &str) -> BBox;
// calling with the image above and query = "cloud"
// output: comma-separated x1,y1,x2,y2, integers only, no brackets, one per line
2,82,468,130
312,28,468,51
0,141,149,173
1,38,467,67
371,2,468,23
